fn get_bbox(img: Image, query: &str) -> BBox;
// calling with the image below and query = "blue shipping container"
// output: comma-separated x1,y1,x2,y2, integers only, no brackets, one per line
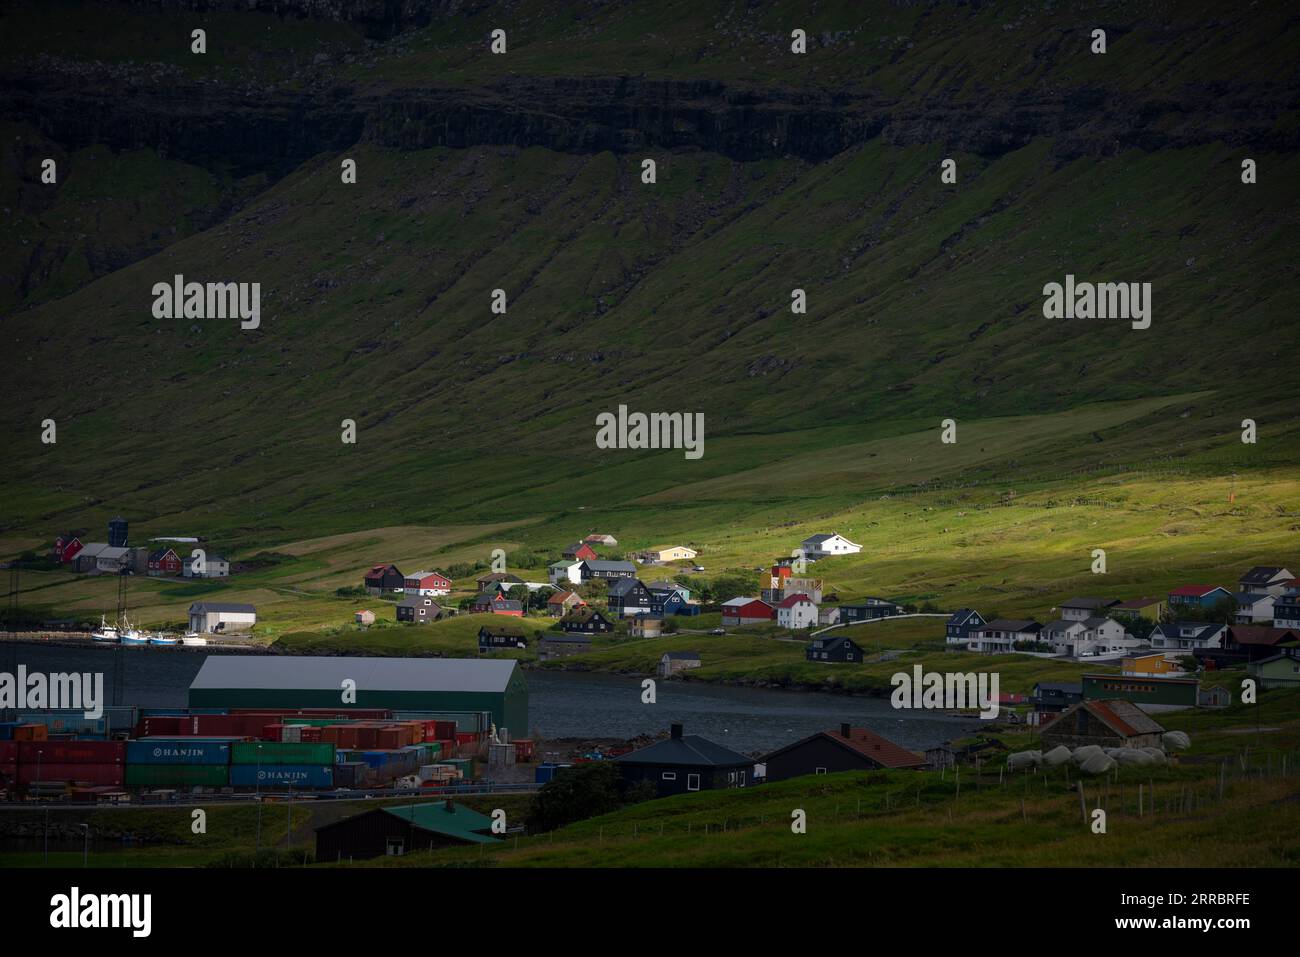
0,722,16,741
127,739,232,765
229,764,334,788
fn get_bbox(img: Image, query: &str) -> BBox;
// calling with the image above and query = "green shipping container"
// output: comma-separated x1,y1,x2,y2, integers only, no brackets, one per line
231,742,335,766
125,764,229,788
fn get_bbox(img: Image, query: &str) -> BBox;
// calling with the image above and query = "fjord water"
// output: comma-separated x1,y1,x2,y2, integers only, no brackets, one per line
7,643,978,753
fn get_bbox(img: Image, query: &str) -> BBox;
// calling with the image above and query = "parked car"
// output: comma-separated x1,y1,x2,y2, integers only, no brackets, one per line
709,628,726,635
691,565,705,572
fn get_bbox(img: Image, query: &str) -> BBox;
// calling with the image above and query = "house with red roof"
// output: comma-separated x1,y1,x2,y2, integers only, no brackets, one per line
1168,584,1232,613
776,593,818,629
147,547,182,576
562,541,599,562
1039,699,1165,750
53,533,84,564
761,723,926,781
364,563,405,595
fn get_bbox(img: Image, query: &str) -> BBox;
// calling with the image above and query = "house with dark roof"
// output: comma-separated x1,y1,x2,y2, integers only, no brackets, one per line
578,559,638,582
945,608,984,647
970,618,1042,654
1168,584,1232,613
1029,681,1083,716
364,563,405,595
1276,580,1300,629
607,577,653,618
538,633,591,659
647,580,689,600
1059,597,1119,620
560,607,613,634
838,597,902,623
562,541,599,562
762,723,925,782
1039,700,1165,750
1195,625,1300,668
315,800,499,861
805,633,864,663
614,723,754,797
475,572,523,591
1041,616,1135,657
1232,592,1276,624
397,596,443,624
478,624,528,653
1149,620,1225,653
1238,566,1294,598
471,592,524,617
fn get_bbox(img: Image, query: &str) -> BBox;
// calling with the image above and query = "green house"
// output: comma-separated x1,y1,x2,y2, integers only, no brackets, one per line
1082,673,1199,710
189,656,528,735
1248,651,1300,690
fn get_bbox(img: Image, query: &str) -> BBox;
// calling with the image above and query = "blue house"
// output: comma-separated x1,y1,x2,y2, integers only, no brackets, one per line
945,608,984,647
651,588,690,617
1168,585,1233,612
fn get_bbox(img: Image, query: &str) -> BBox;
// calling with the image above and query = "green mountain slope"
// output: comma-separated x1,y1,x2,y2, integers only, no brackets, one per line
2,0,1297,554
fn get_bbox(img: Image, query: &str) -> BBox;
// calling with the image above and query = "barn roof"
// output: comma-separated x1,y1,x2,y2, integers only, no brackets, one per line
191,656,519,694
764,726,925,769
1080,700,1165,737
377,803,499,844
615,731,752,768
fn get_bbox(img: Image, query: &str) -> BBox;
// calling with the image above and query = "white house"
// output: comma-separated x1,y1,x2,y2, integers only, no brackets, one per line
188,601,256,634
818,606,840,626
800,533,861,559
776,594,818,629
1149,621,1226,652
971,619,1041,654
1233,592,1275,624
1041,617,1135,657
1238,566,1293,598
183,555,230,578
548,560,583,586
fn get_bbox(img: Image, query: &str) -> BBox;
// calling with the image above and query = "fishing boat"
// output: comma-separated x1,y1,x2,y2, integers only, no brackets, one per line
149,633,180,646
118,617,148,645
180,633,208,647
91,615,119,642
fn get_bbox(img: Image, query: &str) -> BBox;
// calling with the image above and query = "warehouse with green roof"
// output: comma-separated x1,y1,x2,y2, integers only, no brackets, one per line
188,656,528,734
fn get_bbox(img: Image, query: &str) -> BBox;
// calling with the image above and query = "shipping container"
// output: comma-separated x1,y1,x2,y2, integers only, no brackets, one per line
125,764,229,788
17,741,124,765
230,742,334,766
0,741,17,763
229,764,333,789
300,727,322,743
126,739,233,766
19,762,123,787
16,712,108,737
0,721,18,740
14,724,48,741
513,739,536,762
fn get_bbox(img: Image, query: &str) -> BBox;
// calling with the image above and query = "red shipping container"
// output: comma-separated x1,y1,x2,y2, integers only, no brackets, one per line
17,741,125,765
354,728,379,750
18,763,123,787
262,724,285,742
300,727,322,743
513,739,535,762
137,716,187,737
435,721,456,739
455,732,477,745
14,724,48,741
376,729,404,749
0,742,17,763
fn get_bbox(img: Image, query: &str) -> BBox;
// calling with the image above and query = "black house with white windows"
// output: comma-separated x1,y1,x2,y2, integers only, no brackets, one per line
945,608,984,646
614,723,754,798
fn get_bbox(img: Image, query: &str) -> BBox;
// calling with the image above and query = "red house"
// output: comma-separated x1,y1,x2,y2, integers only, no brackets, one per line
53,534,83,564
721,597,776,626
148,547,182,576
562,541,599,562
404,570,453,595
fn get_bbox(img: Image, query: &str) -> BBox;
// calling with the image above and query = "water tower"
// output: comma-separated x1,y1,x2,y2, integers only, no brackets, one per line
108,516,129,548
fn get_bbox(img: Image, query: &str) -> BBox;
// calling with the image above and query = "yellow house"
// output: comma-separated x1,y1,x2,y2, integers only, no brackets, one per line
646,546,697,562
1120,652,1183,676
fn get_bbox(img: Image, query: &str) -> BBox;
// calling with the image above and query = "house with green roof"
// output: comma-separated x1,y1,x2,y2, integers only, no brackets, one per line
315,800,500,861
